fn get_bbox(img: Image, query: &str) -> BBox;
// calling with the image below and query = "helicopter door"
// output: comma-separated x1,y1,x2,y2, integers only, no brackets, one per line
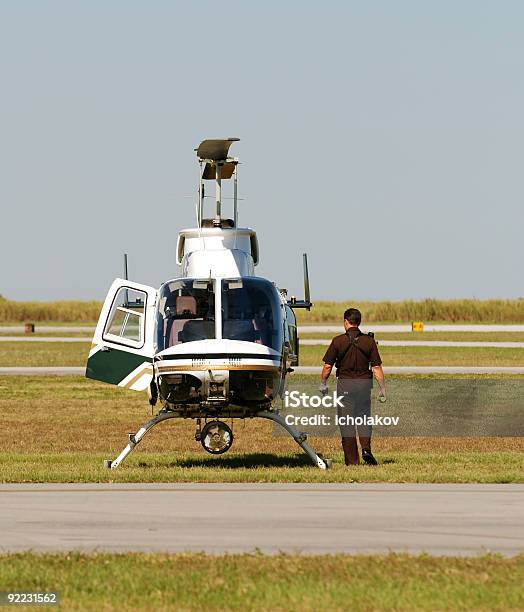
86,279,157,391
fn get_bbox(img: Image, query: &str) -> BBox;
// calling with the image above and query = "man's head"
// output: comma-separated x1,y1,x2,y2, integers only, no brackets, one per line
343,308,361,330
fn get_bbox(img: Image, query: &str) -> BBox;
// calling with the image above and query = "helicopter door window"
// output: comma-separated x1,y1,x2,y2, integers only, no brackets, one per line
222,278,282,351
157,279,216,350
103,287,146,348
165,295,197,346
253,307,270,345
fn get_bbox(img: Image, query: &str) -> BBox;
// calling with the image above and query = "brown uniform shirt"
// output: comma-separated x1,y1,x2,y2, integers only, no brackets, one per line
322,327,382,379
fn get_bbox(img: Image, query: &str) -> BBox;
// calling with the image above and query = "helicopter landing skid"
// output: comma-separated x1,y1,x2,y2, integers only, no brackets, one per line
104,409,331,470
103,409,177,470
256,410,330,470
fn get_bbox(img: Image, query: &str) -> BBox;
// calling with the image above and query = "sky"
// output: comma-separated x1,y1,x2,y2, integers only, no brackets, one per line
1,1,522,302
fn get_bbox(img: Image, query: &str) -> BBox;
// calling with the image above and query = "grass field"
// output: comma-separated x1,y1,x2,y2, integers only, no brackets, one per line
0,342,91,366
294,298,524,324
1,341,523,367
2,297,523,323
0,552,522,611
300,345,524,367
1,376,522,483
300,331,524,342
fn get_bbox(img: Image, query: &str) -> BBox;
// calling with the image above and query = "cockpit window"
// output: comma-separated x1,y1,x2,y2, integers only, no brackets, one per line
221,278,282,351
157,279,215,350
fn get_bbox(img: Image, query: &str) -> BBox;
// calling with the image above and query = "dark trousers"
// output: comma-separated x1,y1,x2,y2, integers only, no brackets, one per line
337,378,373,464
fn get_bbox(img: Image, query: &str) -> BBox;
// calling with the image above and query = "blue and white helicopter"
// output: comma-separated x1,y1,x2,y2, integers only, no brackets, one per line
86,139,329,469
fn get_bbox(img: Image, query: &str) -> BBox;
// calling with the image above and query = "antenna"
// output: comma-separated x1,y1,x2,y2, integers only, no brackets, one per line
215,163,222,221
198,161,203,227
123,253,129,308
288,253,313,311
233,163,238,227
303,253,311,308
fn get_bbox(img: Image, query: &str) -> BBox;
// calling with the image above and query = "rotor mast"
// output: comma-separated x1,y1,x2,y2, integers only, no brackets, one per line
196,138,240,227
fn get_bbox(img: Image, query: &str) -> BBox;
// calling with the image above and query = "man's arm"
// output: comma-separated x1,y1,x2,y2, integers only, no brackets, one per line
372,365,386,399
320,363,333,384
319,340,337,394
319,363,333,395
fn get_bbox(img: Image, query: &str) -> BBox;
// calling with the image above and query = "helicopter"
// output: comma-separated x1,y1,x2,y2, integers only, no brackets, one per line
86,138,330,470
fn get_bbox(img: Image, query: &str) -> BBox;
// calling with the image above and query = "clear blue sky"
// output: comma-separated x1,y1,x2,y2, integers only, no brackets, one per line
1,1,522,301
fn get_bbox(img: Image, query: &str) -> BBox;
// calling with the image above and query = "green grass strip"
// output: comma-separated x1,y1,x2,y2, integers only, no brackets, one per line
0,552,522,611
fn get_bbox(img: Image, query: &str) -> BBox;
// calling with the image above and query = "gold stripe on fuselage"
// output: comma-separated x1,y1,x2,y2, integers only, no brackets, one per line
122,365,153,389
156,364,280,373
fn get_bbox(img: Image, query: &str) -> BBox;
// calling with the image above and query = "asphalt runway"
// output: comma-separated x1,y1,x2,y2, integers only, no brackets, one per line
2,366,524,376
0,483,522,556
300,339,524,348
0,336,89,342
2,324,524,334
0,326,95,333
0,367,87,375
301,325,524,333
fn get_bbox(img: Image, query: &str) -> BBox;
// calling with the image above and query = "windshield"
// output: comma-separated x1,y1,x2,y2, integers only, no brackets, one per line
221,277,282,351
156,279,215,350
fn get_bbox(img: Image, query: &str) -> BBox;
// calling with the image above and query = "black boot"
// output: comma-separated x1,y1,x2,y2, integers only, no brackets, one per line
361,449,378,465
359,437,378,465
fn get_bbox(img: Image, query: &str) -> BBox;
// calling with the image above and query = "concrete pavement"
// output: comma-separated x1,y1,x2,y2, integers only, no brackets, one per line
0,326,94,333
2,336,523,348
0,336,90,342
300,339,524,348
0,483,522,556
299,324,524,333
2,324,524,334
0,367,86,376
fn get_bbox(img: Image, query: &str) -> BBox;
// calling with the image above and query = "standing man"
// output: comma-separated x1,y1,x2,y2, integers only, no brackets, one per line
319,308,386,465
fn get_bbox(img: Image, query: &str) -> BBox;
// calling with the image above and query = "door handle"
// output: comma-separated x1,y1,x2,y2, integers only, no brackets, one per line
101,346,112,352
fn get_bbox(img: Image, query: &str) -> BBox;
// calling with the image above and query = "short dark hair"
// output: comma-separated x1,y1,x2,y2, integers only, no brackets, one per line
344,308,361,326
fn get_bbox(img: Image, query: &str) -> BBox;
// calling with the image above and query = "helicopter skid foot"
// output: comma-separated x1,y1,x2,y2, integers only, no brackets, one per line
105,410,177,470
257,410,330,470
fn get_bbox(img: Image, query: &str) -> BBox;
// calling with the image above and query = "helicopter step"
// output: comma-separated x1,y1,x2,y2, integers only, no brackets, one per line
104,409,331,470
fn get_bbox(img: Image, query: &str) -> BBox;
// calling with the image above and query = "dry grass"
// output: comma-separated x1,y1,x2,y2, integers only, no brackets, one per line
1,342,522,367
1,297,523,323
295,298,524,324
0,342,91,366
0,297,101,322
300,345,524,366
0,376,522,483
